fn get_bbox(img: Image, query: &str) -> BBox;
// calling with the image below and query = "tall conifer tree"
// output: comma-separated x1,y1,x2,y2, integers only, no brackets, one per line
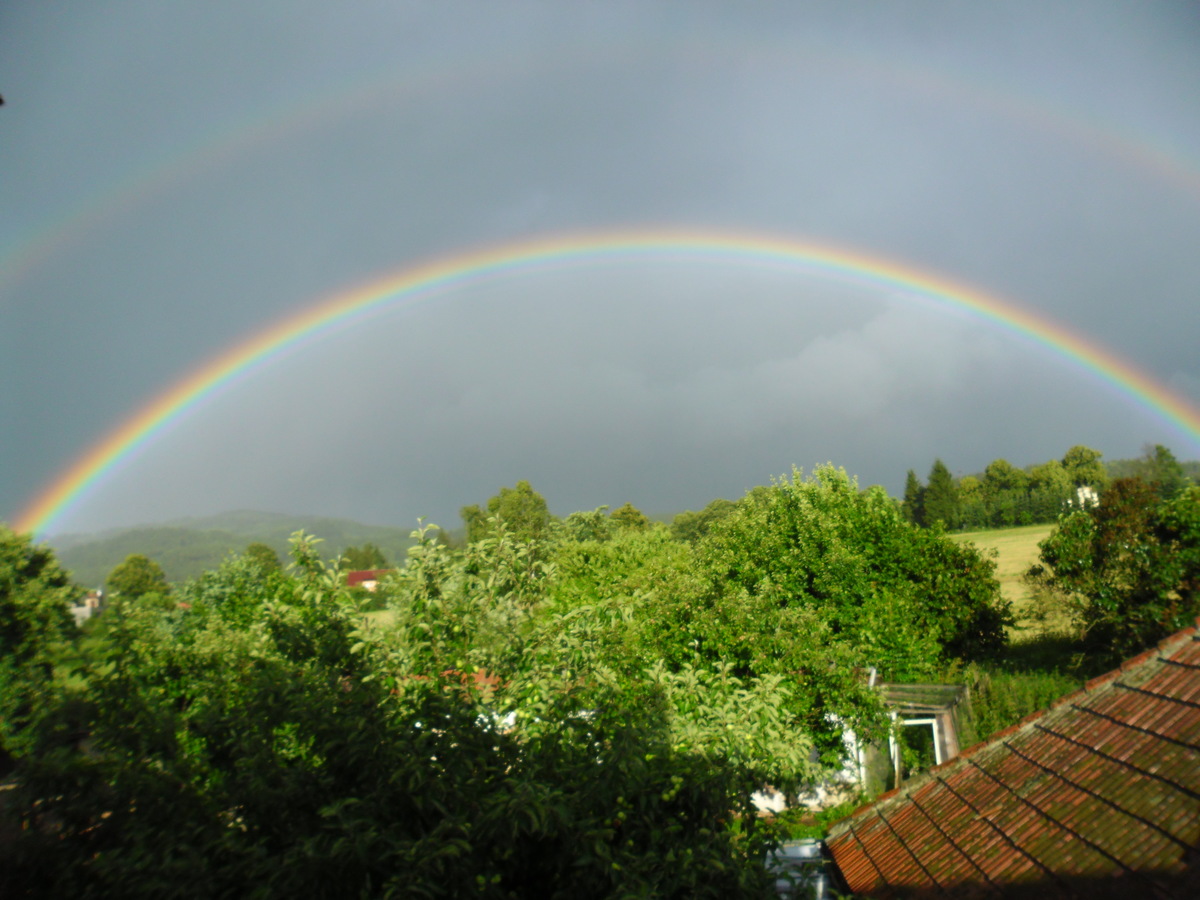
923,459,960,529
902,469,925,526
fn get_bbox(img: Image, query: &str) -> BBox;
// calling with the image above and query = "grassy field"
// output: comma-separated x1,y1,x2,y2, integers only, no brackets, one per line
951,524,1060,637
361,608,397,628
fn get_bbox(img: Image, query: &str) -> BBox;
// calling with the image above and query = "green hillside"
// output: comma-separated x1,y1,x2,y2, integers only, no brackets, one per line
54,510,417,587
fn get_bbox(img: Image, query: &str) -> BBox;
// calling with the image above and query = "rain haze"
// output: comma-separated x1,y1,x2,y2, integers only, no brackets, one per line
3,1,1200,537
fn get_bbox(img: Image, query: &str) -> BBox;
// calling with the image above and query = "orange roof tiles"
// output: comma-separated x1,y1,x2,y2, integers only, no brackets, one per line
826,621,1200,898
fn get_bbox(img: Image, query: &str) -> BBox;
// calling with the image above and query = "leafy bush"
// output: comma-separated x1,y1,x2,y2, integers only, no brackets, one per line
1028,481,1200,663
0,526,76,765
962,667,1082,742
695,466,1011,681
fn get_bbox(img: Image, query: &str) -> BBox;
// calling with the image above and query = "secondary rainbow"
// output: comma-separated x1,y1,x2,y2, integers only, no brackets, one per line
8,38,1200,308
15,228,1200,536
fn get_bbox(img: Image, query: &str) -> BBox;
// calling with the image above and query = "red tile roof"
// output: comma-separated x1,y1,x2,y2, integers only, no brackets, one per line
346,568,391,587
826,621,1200,898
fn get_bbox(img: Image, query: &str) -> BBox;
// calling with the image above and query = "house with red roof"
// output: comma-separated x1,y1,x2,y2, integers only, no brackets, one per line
345,568,392,591
825,619,1200,898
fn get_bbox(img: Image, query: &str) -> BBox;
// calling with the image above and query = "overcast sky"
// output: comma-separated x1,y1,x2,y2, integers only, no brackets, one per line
4,1,1200,537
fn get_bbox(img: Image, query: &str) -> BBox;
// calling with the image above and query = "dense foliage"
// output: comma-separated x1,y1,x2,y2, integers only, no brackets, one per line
2,467,1018,896
461,481,552,545
1028,479,1200,663
5,531,810,898
1104,444,1192,500
695,467,1009,675
244,541,282,571
669,498,738,544
608,502,651,531
962,667,1083,742
0,527,76,766
338,542,390,571
905,443,1196,533
549,467,1011,766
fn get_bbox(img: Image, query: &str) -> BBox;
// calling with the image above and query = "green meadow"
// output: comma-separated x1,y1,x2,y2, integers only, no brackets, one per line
950,524,1057,635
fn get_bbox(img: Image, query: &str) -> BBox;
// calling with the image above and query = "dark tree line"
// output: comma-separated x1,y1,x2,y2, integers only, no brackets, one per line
902,444,1190,531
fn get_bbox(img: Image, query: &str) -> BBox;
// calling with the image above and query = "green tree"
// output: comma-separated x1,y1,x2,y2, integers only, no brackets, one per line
982,458,1028,496
982,459,1029,526
676,467,1008,765
557,505,615,543
1029,479,1200,663
459,503,488,544
697,467,1007,677
0,527,76,763
901,469,925,525
1028,459,1070,495
1061,444,1108,489
338,542,389,570
670,498,737,544
461,480,551,544
1137,443,1190,500
550,524,704,632
922,459,960,529
105,553,168,600
244,542,281,571
1021,458,1071,523
609,501,650,530
957,475,988,529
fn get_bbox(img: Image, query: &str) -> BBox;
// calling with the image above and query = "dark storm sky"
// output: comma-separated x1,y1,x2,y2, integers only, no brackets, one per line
3,1,1200,535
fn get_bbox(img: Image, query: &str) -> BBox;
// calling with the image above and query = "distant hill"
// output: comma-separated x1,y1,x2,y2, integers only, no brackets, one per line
53,510,417,588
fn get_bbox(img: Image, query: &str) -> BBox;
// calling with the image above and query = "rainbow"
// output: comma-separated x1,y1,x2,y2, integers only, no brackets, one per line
14,227,1200,536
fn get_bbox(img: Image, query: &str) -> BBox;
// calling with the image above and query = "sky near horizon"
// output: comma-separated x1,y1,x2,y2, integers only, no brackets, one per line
4,1,1200,537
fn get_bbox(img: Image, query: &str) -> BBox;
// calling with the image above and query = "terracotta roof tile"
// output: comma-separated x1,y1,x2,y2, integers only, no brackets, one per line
827,623,1200,898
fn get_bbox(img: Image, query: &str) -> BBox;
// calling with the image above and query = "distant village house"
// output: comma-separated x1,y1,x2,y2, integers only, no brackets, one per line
345,569,392,592
71,589,104,627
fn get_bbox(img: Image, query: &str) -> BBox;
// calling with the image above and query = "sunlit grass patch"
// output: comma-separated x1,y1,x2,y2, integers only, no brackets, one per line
360,607,397,628
951,524,1056,636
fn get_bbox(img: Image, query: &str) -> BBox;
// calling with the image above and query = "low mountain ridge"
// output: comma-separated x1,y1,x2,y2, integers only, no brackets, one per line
53,510,417,588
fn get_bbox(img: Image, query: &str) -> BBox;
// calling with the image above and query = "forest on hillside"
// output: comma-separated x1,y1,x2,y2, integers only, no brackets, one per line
2,455,1198,897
